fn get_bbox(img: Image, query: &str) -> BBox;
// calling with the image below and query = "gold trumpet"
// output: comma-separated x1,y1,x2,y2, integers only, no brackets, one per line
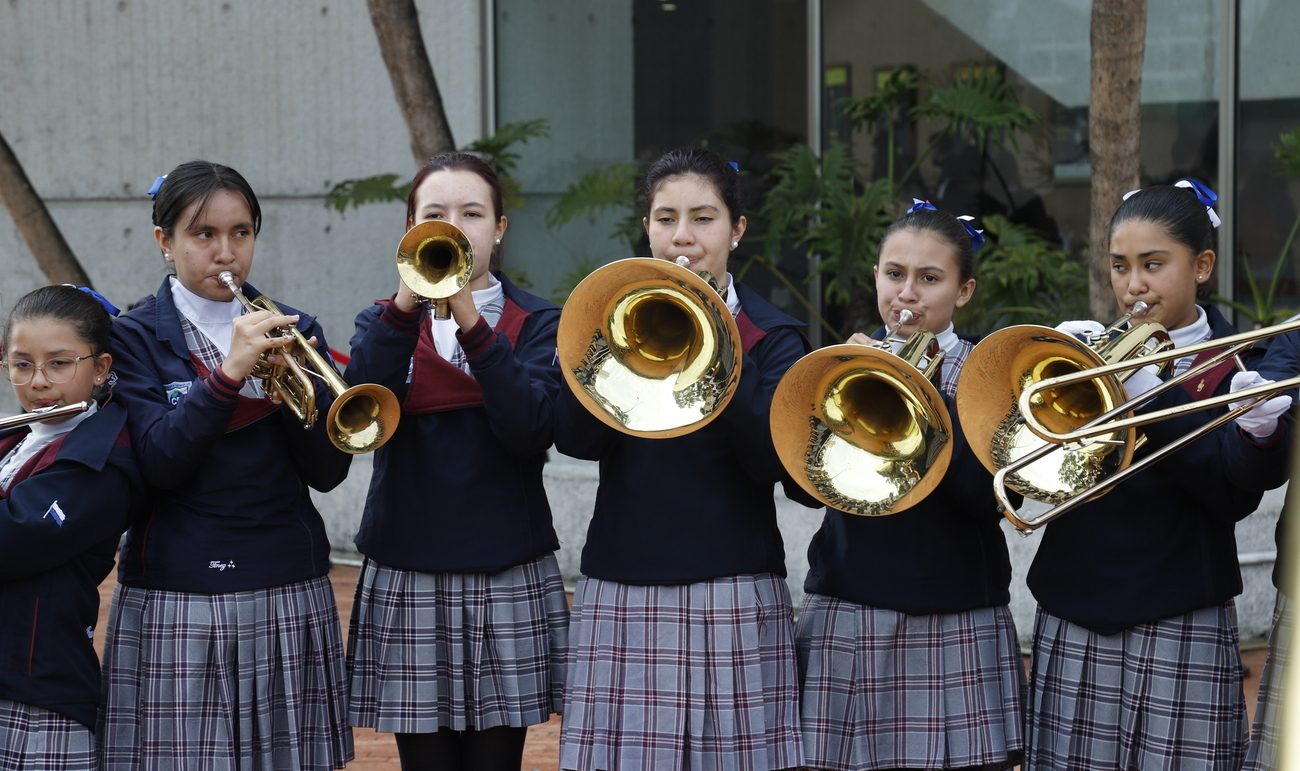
771,310,953,516
396,220,475,321
556,257,741,437
0,401,91,430
217,272,400,454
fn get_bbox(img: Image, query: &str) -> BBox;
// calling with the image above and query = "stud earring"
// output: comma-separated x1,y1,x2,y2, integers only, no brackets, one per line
1198,275,1203,280
495,239,501,245
731,241,738,249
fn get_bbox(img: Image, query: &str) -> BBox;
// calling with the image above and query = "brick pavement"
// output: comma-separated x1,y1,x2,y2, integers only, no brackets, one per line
94,562,1271,771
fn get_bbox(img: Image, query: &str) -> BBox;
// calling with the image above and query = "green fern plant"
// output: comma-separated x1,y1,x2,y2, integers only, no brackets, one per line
544,162,643,253
551,257,603,305
955,214,1088,333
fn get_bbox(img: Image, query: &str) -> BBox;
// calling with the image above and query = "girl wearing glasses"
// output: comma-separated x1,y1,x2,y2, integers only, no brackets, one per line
0,285,141,770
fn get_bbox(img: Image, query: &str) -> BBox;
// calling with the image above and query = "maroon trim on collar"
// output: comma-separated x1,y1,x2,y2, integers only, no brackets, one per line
735,310,768,355
3,434,70,495
402,297,531,414
1180,344,1237,401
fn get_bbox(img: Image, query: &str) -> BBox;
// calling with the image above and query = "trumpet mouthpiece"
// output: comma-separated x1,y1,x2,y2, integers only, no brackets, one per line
1130,301,1149,316
218,271,236,287
675,256,691,268
898,310,915,325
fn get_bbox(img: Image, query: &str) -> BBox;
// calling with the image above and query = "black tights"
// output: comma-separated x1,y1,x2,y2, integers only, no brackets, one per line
394,726,528,771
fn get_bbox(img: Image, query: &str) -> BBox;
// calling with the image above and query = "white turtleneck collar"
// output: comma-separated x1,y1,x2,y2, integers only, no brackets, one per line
1167,305,1211,349
169,276,243,355
0,401,99,490
721,273,742,317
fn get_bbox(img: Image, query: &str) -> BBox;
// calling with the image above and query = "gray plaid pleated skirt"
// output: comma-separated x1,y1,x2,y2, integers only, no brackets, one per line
0,699,93,771
559,573,803,771
795,594,1024,771
1025,602,1247,771
345,552,569,732
1244,592,1291,771
97,576,354,771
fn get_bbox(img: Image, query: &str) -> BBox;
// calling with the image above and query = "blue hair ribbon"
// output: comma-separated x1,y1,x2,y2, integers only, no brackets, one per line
907,199,986,251
728,161,739,171
147,175,167,200
1122,179,1221,228
76,286,120,317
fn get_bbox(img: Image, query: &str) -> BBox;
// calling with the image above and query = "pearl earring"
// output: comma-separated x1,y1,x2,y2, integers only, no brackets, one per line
731,241,738,249
494,239,501,245
1198,275,1203,280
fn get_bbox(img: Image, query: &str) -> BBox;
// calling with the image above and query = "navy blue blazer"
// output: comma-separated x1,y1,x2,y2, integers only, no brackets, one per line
110,278,351,593
555,282,812,585
1029,306,1290,634
0,401,141,728
344,272,562,574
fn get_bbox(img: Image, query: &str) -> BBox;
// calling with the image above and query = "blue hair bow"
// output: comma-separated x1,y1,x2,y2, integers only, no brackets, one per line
1122,179,1221,228
907,199,985,251
728,161,739,172
147,175,167,200
75,286,120,317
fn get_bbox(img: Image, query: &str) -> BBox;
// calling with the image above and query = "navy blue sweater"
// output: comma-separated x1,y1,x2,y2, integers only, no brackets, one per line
555,283,811,585
1028,306,1290,634
0,401,141,729
804,333,1015,615
109,279,351,593
345,273,561,574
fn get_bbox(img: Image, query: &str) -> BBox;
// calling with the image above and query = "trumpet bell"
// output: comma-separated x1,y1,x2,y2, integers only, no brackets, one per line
956,326,1136,505
771,344,953,516
557,258,741,437
397,220,474,300
327,383,403,455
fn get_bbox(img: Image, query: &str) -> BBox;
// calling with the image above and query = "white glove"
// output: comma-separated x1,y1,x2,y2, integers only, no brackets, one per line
1229,370,1293,439
1124,364,1164,400
1055,319,1106,341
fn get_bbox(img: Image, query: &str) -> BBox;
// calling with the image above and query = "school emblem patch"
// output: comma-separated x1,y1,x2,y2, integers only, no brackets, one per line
164,380,192,405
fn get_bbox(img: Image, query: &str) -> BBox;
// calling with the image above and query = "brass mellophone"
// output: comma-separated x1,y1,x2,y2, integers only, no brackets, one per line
770,310,954,516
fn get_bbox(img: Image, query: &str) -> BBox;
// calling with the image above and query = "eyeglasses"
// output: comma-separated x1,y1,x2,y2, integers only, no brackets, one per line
1,355,97,385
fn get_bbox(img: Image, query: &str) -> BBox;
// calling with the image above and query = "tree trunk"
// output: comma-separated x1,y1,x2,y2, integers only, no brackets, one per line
0,130,92,287
1088,0,1147,322
365,0,456,165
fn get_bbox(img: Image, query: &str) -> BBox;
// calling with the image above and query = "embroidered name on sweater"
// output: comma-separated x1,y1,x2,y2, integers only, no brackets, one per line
208,560,237,571
44,501,66,526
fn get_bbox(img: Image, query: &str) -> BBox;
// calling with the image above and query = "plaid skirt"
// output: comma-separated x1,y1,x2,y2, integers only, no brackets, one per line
345,553,569,732
559,573,803,771
97,576,354,771
0,699,93,771
1243,592,1291,771
795,595,1024,771
1025,603,1246,771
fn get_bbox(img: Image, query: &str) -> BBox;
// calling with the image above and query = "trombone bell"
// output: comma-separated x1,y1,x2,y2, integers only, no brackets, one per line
956,326,1136,520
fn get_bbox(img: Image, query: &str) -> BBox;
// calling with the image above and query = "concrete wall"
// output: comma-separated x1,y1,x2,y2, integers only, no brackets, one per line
0,0,485,354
